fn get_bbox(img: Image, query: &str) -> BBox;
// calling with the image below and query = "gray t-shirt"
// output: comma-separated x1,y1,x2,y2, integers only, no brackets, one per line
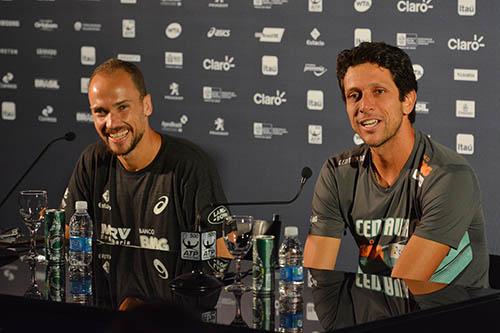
310,131,489,287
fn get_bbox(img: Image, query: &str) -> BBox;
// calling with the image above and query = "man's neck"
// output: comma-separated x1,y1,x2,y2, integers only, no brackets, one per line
370,126,415,188
118,129,162,172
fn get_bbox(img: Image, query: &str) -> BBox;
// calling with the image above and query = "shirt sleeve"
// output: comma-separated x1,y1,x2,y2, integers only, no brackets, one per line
181,155,229,236
414,165,480,249
309,159,346,239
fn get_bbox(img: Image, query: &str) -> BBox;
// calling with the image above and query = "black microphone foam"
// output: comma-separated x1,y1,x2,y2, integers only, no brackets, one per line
301,167,313,181
64,132,76,141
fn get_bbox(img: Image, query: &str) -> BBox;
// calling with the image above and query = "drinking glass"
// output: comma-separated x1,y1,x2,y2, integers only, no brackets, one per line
18,190,47,262
223,215,254,293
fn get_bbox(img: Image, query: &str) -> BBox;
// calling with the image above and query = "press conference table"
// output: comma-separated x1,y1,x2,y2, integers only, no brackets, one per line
1,250,500,332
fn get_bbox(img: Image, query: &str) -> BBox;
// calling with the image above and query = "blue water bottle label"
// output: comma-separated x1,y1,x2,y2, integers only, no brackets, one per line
70,276,92,295
280,311,304,329
280,265,304,282
69,236,92,253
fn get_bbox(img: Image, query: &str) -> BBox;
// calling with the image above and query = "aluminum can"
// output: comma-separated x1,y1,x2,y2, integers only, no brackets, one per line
44,209,65,263
253,294,275,331
252,235,275,295
46,263,65,302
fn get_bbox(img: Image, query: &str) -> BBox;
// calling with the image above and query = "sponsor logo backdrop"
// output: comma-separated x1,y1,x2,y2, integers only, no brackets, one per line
1,0,499,267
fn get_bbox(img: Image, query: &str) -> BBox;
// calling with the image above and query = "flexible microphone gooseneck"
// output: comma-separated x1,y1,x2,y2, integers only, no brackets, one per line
0,132,76,209
208,166,313,208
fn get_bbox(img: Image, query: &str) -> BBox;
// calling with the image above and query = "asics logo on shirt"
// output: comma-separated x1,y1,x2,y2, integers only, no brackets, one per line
153,258,169,279
153,195,169,215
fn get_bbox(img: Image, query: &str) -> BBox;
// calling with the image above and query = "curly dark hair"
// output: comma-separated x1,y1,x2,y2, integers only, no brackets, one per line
89,58,148,99
336,42,418,123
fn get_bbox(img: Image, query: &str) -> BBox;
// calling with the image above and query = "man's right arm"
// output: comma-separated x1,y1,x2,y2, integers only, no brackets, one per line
304,235,341,270
305,159,346,270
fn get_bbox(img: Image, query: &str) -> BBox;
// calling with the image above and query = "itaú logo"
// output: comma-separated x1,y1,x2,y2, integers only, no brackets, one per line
202,56,235,71
448,34,485,51
253,90,287,106
397,0,433,13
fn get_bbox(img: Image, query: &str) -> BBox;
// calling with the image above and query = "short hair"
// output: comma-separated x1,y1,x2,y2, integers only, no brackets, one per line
89,58,147,99
336,42,418,123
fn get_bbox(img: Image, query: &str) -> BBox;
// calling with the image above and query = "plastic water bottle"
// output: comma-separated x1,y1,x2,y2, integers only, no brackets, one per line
68,201,93,304
278,226,304,307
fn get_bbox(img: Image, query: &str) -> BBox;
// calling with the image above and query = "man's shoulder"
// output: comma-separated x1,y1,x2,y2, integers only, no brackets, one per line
163,134,213,164
423,134,474,173
78,141,112,166
162,134,214,171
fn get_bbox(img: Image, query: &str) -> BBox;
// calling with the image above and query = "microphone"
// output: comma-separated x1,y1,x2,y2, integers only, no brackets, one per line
209,166,313,208
173,167,313,292
0,132,76,209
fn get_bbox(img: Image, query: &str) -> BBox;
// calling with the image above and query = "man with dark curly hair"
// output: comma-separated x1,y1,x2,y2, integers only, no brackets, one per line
304,42,489,287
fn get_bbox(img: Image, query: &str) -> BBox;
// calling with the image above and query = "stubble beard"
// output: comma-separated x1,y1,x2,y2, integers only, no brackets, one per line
103,128,145,157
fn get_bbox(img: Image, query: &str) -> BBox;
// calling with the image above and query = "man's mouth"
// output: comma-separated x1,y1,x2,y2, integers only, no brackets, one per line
360,119,380,128
107,129,129,142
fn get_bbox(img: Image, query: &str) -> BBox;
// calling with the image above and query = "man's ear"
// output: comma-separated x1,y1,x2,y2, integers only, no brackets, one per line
402,90,416,116
142,94,153,116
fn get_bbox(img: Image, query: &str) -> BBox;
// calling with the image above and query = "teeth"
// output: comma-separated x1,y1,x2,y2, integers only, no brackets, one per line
361,119,378,127
109,130,128,139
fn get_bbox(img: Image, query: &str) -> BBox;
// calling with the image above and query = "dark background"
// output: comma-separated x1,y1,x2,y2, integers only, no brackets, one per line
0,0,497,270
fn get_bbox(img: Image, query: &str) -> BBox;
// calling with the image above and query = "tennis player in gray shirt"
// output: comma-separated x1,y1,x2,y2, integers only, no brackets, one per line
304,42,488,287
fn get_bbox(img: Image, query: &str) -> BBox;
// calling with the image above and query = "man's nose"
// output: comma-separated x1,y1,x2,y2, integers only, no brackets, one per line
105,111,121,129
358,93,375,113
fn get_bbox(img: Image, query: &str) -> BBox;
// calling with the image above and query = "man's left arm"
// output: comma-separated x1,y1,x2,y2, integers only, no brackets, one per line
392,166,481,281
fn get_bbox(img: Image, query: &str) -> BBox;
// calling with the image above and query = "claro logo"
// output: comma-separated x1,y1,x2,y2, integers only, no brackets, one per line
203,55,235,71
448,34,485,51
253,90,287,106
397,0,433,13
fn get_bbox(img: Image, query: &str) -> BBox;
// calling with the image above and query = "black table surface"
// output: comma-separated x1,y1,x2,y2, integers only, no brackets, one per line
1,249,500,332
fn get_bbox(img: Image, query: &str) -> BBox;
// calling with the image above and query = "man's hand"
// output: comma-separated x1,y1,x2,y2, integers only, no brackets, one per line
119,296,144,311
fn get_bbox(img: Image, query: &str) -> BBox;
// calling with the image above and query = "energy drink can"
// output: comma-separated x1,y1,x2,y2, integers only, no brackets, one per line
252,294,275,331
44,209,65,263
252,235,275,295
46,263,65,302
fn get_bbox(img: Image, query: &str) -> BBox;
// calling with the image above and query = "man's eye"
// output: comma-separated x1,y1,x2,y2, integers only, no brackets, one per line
347,92,359,100
118,104,128,111
374,89,385,95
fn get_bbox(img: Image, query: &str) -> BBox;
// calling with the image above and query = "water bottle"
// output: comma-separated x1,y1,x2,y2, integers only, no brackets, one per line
68,200,93,304
278,226,304,307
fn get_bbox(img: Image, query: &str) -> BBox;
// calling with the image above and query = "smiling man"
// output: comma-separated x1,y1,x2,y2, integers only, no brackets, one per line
304,42,489,287
62,59,230,308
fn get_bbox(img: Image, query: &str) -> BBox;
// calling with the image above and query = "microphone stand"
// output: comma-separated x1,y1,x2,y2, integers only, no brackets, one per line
169,167,313,294
0,132,76,210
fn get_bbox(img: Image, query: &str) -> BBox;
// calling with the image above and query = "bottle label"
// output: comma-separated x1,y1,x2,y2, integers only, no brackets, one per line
280,265,304,282
70,275,92,295
69,236,92,253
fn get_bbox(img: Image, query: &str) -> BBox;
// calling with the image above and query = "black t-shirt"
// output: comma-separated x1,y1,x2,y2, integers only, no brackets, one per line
62,134,229,307
310,131,489,287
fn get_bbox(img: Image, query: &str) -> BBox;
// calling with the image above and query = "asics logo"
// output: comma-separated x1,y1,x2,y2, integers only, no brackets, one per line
153,195,169,215
153,259,169,279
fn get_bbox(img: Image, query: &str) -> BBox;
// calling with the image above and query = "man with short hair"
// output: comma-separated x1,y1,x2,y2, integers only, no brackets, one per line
304,42,489,287
63,59,230,308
